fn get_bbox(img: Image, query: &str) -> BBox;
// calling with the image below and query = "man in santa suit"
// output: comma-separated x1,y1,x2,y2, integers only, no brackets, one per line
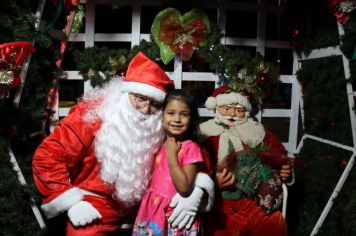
199,85,293,236
32,52,214,235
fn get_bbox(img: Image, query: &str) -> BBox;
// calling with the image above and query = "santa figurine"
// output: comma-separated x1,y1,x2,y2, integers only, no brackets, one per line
32,52,214,235
199,85,293,236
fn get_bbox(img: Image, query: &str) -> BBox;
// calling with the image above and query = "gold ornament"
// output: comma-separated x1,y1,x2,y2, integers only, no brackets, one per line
0,71,14,85
87,68,95,79
256,62,270,74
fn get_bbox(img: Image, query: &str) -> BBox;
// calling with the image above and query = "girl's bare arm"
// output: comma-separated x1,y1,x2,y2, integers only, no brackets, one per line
165,136,198,197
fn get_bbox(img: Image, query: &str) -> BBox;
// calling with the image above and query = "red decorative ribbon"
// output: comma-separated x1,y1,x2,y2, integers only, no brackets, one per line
0,42,35,98
327,0,351,24
52,0,80,12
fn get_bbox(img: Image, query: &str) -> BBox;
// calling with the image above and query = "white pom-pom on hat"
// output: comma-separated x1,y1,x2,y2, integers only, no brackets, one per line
205,85,230,110
205,96,217,110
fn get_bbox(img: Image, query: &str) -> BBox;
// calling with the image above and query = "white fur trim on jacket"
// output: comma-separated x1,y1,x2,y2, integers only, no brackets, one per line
41,187,83,218
195,173,215,212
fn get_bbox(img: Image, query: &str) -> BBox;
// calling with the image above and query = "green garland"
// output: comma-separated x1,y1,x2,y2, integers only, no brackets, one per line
340,14,356,60
74,24,278,103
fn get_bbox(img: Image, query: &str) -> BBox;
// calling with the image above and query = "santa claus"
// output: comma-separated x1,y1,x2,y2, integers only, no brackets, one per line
199,85,293,236
32,52,214,235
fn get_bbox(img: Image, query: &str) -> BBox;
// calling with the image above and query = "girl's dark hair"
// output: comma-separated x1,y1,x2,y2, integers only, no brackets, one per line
162,89,200,141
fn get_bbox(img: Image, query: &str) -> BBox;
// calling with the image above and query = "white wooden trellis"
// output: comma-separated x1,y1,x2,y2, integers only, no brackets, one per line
55,0,299,220
9,0,86,229
7,0,48,230
58,0,300,154
293,21,356,236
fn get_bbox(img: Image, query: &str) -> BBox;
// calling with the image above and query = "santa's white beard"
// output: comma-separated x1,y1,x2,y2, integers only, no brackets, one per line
83,80,164,206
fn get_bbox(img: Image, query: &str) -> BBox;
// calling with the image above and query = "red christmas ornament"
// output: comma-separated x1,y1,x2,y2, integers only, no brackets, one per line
256,73,271,89
340,158,348,169
308,118,316,124
313,35,320,42
116,68,127,77
10,124,17,136
241,90,253,103
292,29,300,38
290,29,302,50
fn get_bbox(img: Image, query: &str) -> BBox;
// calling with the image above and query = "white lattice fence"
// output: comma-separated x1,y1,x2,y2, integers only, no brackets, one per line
57,0,299,153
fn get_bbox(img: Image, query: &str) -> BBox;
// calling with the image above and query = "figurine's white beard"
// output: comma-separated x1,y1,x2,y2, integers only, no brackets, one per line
85,81,164,206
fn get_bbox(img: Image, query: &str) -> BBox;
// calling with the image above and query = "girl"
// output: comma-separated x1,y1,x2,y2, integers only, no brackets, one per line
132,90,204,236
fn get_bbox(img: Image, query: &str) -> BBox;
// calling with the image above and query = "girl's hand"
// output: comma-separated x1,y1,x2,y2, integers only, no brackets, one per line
165,136,181,157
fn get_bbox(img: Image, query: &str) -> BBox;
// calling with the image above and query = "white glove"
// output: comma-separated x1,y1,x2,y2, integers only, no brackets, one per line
168,187,204,229
67,201,102,227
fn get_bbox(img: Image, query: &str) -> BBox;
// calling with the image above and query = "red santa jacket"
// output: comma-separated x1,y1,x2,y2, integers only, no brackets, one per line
32,101,117,218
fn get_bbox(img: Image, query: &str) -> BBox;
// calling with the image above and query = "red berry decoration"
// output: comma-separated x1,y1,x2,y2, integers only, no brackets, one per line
116,68,127,77
292,29,300,38
256,73,271,89
340,159,348,169
241,90,253,102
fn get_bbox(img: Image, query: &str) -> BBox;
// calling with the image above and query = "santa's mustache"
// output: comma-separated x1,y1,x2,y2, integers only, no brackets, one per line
220,115,245,121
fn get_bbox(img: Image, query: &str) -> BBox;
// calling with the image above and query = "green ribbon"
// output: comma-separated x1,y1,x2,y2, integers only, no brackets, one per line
42,0,63,33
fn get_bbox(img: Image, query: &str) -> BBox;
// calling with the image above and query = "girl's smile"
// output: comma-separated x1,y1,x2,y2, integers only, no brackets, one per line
163,99,191,138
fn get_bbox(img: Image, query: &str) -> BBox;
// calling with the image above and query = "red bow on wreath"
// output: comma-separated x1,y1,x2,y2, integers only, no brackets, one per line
327,0,356,24
52,0,80,12
0,42,35,99
151,8,210,64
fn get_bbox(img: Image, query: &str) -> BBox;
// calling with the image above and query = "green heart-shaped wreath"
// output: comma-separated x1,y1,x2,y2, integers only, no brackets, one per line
151,8,210,64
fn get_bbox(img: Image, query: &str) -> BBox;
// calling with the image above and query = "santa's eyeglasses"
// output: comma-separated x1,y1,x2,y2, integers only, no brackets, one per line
131,93,163,110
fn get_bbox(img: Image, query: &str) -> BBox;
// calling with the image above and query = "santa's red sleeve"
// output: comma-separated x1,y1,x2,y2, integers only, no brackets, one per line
32,102,99,218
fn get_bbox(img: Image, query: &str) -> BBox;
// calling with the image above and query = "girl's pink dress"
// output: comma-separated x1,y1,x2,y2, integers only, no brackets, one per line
132,140,203,236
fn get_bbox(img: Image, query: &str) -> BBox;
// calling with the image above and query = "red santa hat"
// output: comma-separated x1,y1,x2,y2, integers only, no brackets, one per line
121,52,174,102
205,85,252,111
